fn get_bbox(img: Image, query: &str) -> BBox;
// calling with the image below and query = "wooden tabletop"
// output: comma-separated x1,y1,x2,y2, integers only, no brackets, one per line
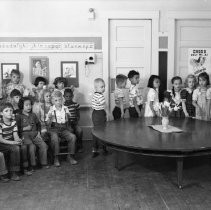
92,117,211,153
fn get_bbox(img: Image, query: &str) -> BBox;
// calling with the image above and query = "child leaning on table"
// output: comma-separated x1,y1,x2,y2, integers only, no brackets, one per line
192,72,211,121
128,70,143,118
46,90,77,167
144,75,161,117
112,74,128,120
181,74,197,118
91,78,108,158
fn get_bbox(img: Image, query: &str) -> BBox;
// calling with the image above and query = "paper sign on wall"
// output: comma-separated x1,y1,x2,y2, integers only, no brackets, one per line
0,42,95,52
188,48,211,76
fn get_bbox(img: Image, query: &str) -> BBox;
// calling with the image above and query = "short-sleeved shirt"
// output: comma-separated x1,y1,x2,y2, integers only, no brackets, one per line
114,88,126,108
129,85,143,107
64,101,80,123
91,92,105,110
192,88,211,101
46,105,70,124
0,120,17,141
144,88,159,117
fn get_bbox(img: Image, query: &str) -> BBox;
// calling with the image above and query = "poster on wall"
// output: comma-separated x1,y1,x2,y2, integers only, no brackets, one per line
61,61,79,87
188,48,211,76
30,57,49,84
0,63,19,98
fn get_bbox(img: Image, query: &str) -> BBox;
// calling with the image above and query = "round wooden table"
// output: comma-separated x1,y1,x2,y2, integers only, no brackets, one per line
92,117,211,188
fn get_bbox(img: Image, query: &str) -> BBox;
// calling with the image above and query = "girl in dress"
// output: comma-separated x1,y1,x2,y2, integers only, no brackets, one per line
144,75,161,117
181,74,197,118
32,77,48,103
33,89,52,139
164,76,183,117
192,72,211,120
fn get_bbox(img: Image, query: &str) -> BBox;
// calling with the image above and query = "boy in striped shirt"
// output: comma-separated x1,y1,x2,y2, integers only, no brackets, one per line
91,78,108,157
64,88,83,152
0,103,30,181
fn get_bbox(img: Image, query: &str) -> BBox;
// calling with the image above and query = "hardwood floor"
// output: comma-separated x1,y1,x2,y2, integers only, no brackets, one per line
1,141,211,210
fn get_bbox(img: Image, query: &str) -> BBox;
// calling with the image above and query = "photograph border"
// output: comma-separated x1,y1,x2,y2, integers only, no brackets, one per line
61,61,79,87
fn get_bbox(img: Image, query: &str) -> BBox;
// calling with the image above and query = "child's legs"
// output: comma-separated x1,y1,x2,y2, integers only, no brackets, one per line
92,110,106,126
0,144,20,172
0,152,8,176
60,130,76,155
28,144,36,167
129,107,138,118
20,145,28,168
112,106,121,120
92,110,106,150
32,136,48,166
50,131,60,156
73,125,83,148
22,132,34,145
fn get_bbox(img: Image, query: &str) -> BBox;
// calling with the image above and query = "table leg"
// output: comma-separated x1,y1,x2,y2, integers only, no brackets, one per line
177,158,183,189
115,151,120,170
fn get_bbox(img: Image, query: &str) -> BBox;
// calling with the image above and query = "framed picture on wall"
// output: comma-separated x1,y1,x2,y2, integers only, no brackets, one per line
1,63,19,83
61,61,79,87
30,56,49,84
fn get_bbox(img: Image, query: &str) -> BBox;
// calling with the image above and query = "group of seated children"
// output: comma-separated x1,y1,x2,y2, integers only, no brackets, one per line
0,69,83,182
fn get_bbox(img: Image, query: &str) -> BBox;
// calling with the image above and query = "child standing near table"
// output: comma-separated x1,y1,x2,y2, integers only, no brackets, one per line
164,76,183,117
112,74,128,120
91,78,108,157
144,75,161,117
192,72,211,120
181,74,197,118
128,70,143,118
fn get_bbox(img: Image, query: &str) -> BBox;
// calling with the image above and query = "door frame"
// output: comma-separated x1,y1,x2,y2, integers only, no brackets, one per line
101,11,159,115
167,11,211,88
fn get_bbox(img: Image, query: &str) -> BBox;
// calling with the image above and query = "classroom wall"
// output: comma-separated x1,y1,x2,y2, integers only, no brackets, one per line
0,0,210,98
0,0,211,35
0,0,211,139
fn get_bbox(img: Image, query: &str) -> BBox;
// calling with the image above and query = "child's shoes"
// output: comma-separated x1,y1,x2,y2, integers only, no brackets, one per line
102,146,111,156
0,175,10,183
10,172,21,181
67,155,78,165
54,158,60,167
92,151,100,158
24,169,33,176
